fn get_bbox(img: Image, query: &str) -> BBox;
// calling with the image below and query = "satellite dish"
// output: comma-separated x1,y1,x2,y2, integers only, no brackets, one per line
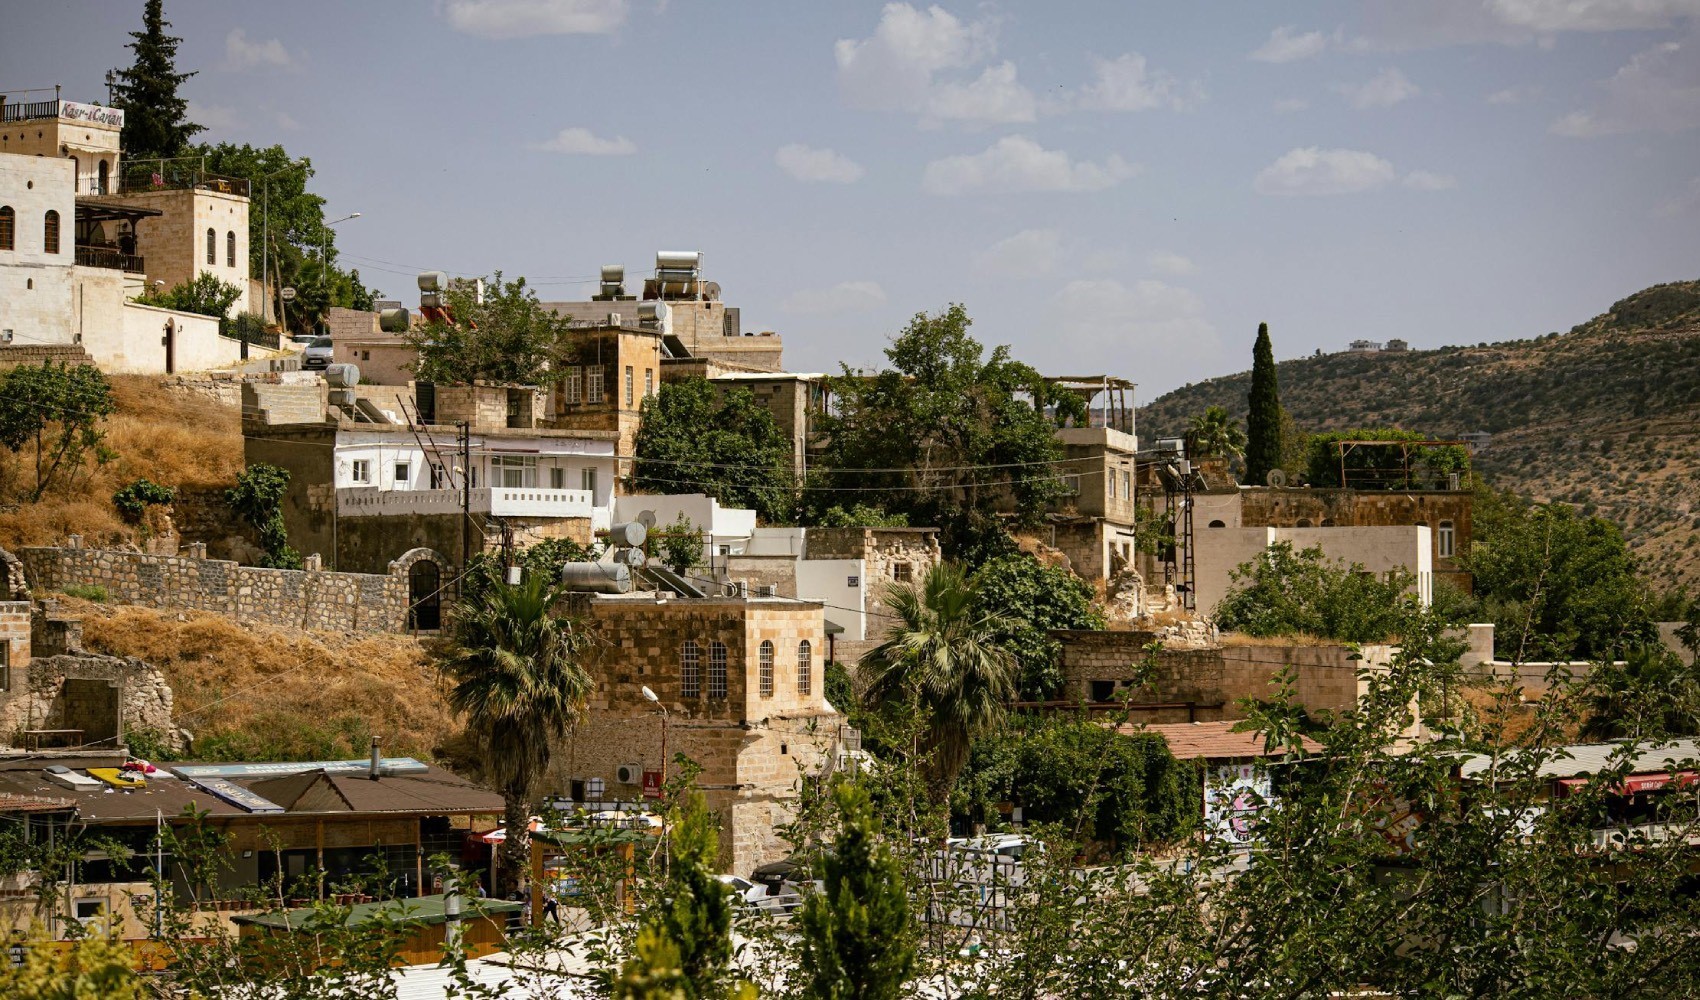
637,509,657,530
1266,468,1288,488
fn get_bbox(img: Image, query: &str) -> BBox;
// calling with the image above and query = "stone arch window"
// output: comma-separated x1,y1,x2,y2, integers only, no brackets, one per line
1320,518,1335,527
1207,519,1226,528
797,640,812,696
406,559,442,631
1438,520,1456,559
708,641,729,699
206,227,216,265
97,158,109,195
43,210,60,254
227,230,236,268
681,640,701,698
758,640,774,698
0,206,13,251
1295,518,1313,528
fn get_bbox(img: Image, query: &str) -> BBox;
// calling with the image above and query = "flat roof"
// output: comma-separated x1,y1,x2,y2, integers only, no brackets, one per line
1458,739,1700,782
1118,720,1322,760
232,893,521,931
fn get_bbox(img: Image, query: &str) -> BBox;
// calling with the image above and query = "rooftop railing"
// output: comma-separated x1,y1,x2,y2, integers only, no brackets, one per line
74,244,144,273
120,158,252,199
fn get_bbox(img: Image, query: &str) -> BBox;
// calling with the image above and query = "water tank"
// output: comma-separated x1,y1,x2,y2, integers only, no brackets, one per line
655,251,702,272
324,363,360,387
560,562,632,594
637,301,668,328
607,521,648,548
378,307,410,333
417,271,449,292
601,264,625,283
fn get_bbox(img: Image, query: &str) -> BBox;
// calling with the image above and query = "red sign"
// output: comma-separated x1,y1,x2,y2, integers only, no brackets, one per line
642,770,664,799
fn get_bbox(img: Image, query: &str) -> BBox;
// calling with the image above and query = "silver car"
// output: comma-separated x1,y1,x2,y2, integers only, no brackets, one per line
302,336,334,369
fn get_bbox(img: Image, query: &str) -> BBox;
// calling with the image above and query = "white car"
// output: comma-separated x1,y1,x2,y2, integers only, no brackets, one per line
717,874,803,915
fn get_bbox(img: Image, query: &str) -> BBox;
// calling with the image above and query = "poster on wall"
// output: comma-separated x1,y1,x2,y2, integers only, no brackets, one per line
1203,762,1275,845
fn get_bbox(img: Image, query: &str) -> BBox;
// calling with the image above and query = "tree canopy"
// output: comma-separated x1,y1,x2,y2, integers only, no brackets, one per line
406,273,568,387
971,553,1105,699
111,0,203,159
1187,405,1246,462
632,377,797,524
1304,428,1470,490
1244,322,1282,485
811,305,1067,564
0,362,115,503
1213,541,1425,642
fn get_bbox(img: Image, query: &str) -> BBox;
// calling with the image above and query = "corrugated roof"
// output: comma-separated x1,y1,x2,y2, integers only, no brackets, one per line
1458,739,1700,782
233,893,521,931
1119,720,1323,760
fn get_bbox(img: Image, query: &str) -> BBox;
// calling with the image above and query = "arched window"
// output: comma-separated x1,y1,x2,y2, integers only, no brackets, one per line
97,158,109,195
0,206,14,251
1438,520,1456,559
1320,518,1335,527
227,230,236,268
1295,518,1313,528
758,640,774,697
1207,519,1226,528
680,640,701,698
708,641,729,699
206,227,215,265
797,641,812,696
43,210,59,254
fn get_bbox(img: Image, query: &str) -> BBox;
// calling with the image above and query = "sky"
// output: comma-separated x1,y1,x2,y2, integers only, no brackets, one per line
5,0,1699,398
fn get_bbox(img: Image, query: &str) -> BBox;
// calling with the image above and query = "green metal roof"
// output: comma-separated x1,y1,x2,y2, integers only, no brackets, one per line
232,893,521,931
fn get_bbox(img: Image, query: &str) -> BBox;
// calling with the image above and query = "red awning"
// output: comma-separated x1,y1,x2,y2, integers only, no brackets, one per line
1558,771,1697,795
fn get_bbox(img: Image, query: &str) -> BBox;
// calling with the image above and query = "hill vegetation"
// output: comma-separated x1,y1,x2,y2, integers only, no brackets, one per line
1140,280,1700,593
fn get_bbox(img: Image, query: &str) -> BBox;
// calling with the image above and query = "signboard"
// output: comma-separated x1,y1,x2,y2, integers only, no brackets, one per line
846,575,860,588
188,777,285,814
59,101,124,128
172,758,430,780
1203,763,1273,845
642,770,663,799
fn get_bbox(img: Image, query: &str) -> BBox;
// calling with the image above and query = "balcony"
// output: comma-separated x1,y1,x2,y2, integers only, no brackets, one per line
120,159,252,199
337,486,599,521
74,244,145,273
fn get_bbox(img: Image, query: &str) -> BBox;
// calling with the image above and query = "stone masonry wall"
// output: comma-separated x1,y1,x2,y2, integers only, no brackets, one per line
16,544,409,634
1239,487,1472,591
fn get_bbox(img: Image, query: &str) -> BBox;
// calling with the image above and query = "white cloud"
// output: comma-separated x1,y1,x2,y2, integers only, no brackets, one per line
533,127,636,155
1335,67,1422,109
1551,31,1700,136
834,3,1036,125
1148,251,1198,276
774,144,865,183
1075,52,1195,112
1486,84,1542,104
1055,278,1220,376
1346,0,1698,50
923,136,1136,196
224,28,294,70
1251,25,1331,62
974,229,1063,276
187,101,240,133
1488,0,1698,33
1254,147,1398,196
1273,98,1309,113
1403,170,1459,190
782,281,888,314
445,0,627,39
1657,177,1700,215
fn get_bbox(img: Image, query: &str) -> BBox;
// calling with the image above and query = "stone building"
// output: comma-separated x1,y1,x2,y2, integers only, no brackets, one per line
1023,376,1140,585
1235,486,1471,594
551,592,849,874
547,323,664,478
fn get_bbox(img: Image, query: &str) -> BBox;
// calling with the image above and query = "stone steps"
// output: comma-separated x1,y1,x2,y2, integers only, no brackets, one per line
0,344,98,369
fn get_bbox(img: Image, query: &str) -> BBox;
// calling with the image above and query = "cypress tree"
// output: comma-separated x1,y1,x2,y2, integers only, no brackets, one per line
111,0,204,160
1244,322,1283,485
799,781,917,1000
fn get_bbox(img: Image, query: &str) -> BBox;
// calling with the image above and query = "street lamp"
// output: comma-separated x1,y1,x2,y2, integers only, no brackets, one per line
641,685,668,798
320,212,362,333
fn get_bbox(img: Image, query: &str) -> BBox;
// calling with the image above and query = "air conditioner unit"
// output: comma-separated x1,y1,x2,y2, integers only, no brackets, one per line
615,763,642,785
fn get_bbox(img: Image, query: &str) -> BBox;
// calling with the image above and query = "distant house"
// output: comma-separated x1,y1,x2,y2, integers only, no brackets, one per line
1384,338,1409,352
1347,339,1382,353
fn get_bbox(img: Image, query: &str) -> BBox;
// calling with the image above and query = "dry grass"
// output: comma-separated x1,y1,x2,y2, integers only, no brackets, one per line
0,375,243,549
71,602,462,762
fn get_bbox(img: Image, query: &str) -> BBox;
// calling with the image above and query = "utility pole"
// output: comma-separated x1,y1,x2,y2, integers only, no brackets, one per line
459,421,472,572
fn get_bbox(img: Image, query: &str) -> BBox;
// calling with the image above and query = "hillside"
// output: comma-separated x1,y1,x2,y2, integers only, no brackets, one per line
1139,280,1700,593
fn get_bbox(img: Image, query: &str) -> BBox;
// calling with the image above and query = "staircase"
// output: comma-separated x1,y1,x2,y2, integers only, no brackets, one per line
0,344,97,369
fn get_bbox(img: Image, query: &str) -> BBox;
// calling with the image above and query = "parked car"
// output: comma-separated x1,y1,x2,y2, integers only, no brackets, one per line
716,874,803,915
302,337,334,369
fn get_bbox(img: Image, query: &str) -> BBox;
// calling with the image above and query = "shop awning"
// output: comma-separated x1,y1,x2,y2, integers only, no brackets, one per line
1558,771,1697,795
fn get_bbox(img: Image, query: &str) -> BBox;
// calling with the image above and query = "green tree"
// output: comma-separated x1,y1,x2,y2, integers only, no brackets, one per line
440,563,591,894
1187,404,1246,462
1244,322,1282,486
110,0,202,159
811,503,909,528
798,781,916,1000
658,512,704,574
1581,645,1700,741
112,478,175,523
636,790,738,1000
812,305,1067,564
0,362,115,502
1212,541,1424,642
971,553,1105,699
860,562,1018,803
225,463,300,569
1468,483,1657,661
406,273,568,387
632,378,797,524
1304,428,1469,490
134,271,241,318
0,927,144,1000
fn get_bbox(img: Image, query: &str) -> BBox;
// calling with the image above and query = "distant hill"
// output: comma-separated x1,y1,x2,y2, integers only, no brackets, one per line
1138,280,1700,594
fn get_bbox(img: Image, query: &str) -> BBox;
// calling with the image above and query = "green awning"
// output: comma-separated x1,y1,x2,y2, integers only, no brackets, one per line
232,893,521,931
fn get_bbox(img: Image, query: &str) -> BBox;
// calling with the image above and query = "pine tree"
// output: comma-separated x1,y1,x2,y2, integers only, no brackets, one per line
632,790,737,999
111,0,204,160
799,781,917,1000
1244,322,1283,486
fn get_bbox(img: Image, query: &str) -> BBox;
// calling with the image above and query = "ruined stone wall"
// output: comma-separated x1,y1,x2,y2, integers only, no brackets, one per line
1239,487,1472,591
723,556,799,597
15,544,409,634
0,602,28,694
0,652,175,750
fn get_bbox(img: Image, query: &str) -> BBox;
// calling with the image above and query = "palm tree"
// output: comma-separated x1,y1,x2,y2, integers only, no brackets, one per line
441,563,592,894
1188,405,1247,461
859,562,1018,804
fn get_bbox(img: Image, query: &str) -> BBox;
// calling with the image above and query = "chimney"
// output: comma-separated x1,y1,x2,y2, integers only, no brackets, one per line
369,736,381,780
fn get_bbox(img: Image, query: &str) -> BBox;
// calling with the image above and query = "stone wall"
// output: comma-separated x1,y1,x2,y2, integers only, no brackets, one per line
0,602,28,694
15,543,413,634
1239,487,1472,592
806,528,941,630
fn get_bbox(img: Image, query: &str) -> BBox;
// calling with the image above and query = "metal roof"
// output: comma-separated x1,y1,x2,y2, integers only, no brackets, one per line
1119,720,1322,760
1458,739,1700,782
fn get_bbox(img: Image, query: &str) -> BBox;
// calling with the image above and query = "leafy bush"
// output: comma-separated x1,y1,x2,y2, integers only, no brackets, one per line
225,463,300,569
812,503,910,528
112,477,176,522
136,271,242,318
972,553,1105,698
1213,541,1422,643
1304,429,1469,489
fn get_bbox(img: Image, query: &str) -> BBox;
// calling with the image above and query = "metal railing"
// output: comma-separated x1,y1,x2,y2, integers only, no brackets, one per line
120,158,252,198
73,245,144,273
0,99,61,122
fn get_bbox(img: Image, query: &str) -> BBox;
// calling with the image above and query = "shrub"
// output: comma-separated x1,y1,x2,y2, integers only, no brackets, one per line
112,477,176,523
62,584,110,603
